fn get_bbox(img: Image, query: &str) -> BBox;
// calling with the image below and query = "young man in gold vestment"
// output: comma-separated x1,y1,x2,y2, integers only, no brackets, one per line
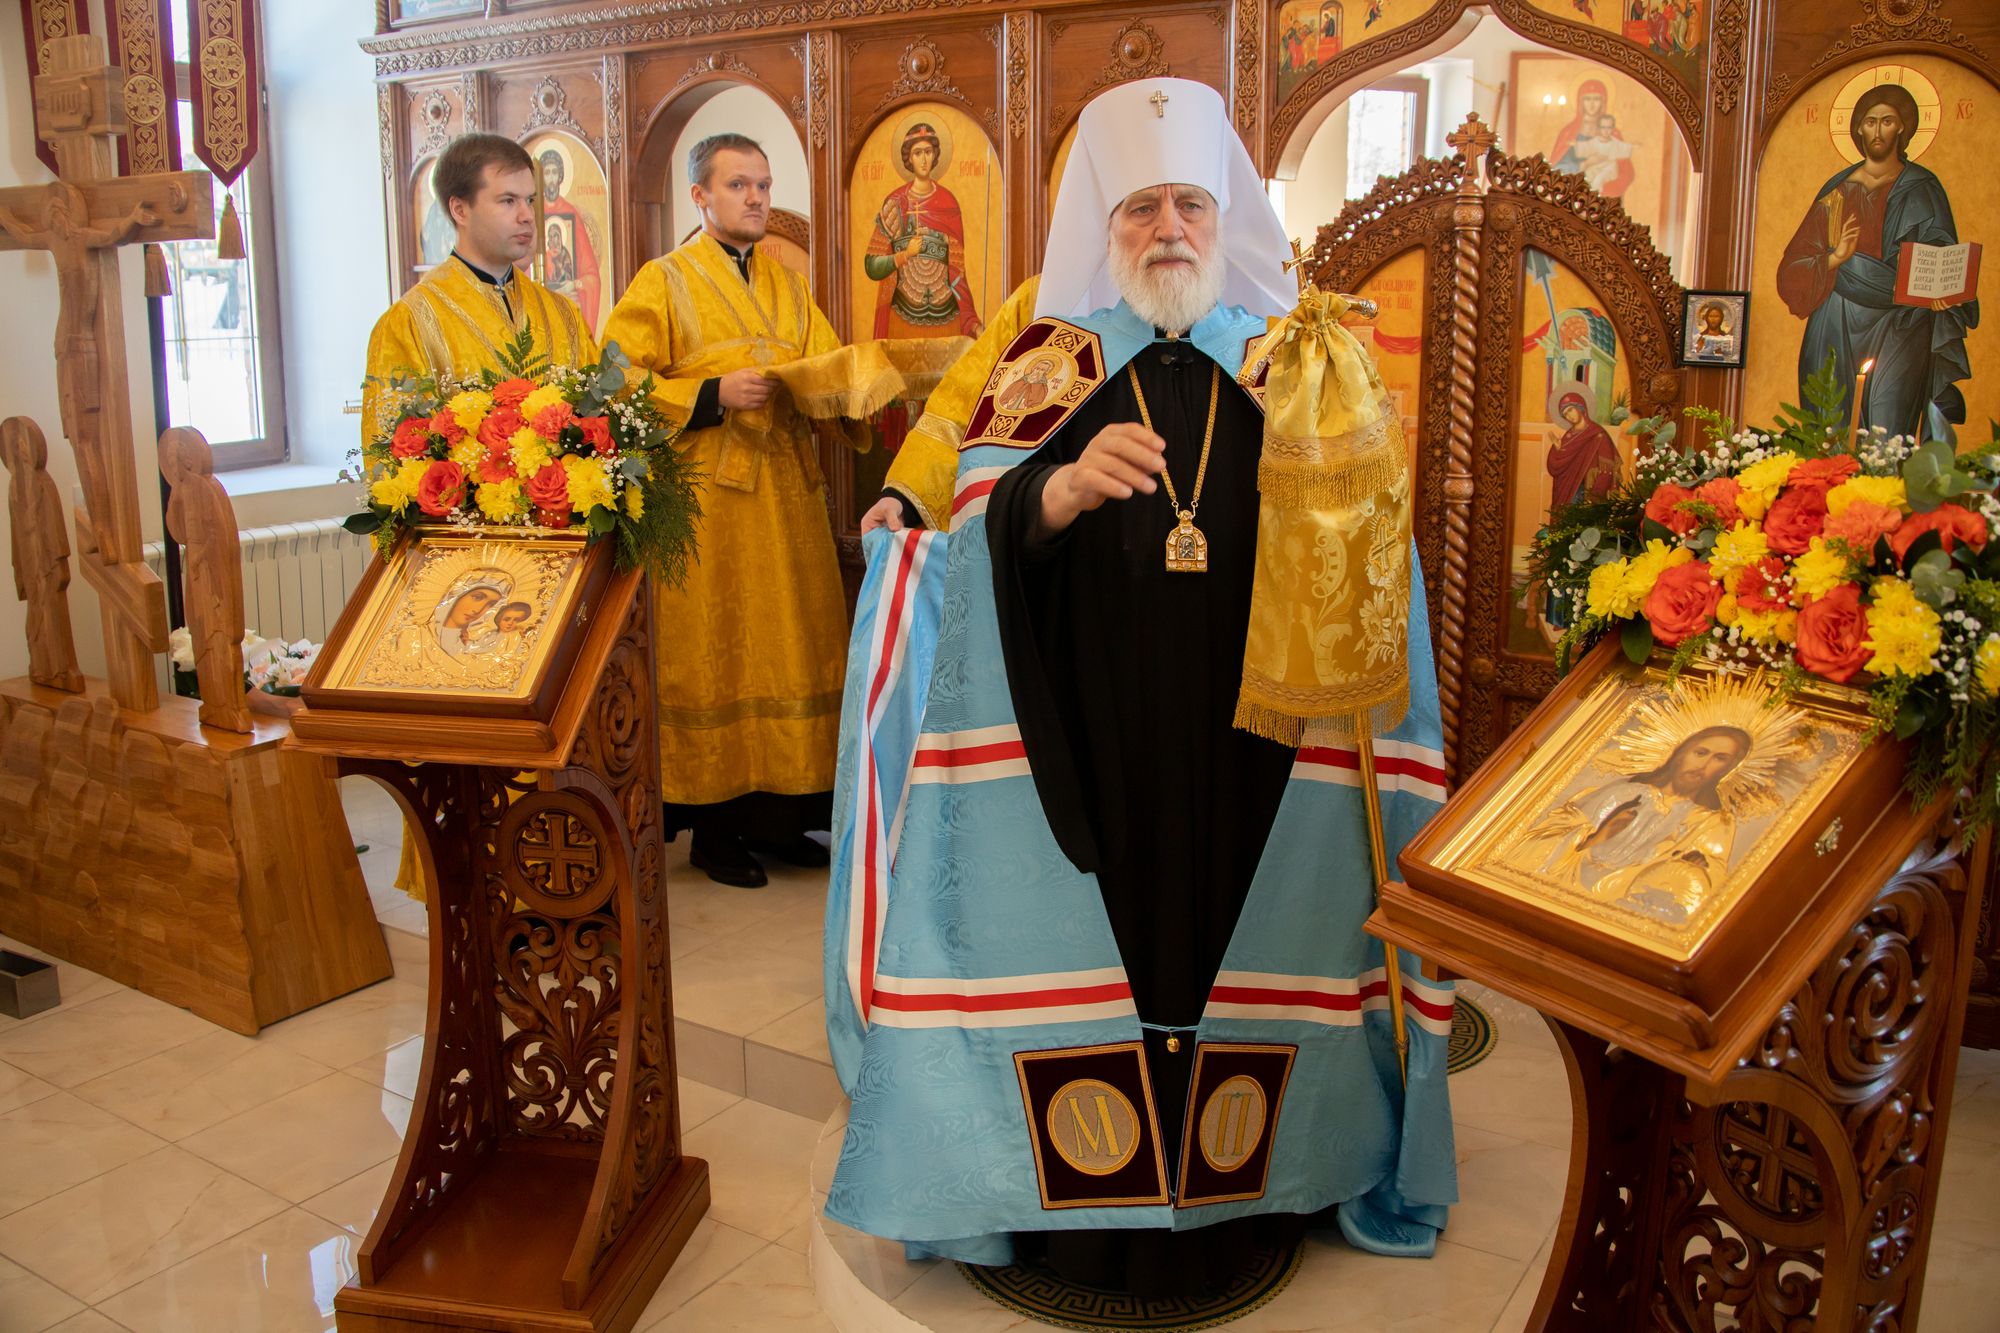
601,135,848,887
361,132,599,900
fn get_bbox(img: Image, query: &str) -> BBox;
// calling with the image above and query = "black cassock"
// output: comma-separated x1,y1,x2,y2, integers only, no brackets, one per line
987,337,1301,1295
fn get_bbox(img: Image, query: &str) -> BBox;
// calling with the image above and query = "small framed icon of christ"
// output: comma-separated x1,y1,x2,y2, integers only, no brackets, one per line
1679,290,1749,369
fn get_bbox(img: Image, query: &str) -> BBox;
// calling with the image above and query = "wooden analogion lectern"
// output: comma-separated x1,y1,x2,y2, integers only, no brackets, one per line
1377,640,1986,1331
291,528,708,1332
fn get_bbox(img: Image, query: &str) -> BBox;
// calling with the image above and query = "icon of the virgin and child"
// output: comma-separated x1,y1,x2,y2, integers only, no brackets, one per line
428,568,535,660
1499,674,1824,930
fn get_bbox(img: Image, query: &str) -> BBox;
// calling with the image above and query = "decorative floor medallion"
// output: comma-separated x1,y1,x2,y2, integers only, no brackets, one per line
1449,995,1498,1075
958,1236,1302,1331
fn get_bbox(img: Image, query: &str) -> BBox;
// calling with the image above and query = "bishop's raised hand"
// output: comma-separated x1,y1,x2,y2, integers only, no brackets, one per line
1038,422,1165,534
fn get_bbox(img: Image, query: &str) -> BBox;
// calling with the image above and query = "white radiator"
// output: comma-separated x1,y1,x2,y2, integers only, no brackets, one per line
142,516,377,690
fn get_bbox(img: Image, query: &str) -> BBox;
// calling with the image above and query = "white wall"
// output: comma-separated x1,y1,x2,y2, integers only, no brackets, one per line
0,3,162,682
261,1,390,480
667,86,811,246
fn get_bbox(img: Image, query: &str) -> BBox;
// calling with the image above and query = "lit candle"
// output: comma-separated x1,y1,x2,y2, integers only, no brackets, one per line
1849,358,1874,452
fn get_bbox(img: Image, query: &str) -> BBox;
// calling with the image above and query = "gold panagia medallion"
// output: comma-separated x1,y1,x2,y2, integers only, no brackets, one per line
1166,511,1209,573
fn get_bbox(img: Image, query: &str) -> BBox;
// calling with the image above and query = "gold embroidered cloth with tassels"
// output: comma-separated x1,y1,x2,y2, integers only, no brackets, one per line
1234,286,1412,747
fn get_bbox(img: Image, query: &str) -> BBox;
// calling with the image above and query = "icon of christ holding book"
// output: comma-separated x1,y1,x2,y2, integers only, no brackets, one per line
863,121,983,339
1776,80,1979,441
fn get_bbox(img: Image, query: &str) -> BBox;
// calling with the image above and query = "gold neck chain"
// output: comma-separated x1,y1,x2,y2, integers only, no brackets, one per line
1125,360,1220,519
1126,360,1221,574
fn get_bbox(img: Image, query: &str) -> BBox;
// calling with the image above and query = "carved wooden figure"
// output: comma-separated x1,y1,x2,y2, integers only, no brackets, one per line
1,417,85,693
158,427,253,735
0,34,212,712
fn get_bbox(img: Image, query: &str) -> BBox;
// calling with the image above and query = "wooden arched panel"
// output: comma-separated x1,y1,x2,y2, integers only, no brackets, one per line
1309,122,1683,782
629,61,811,267
1268,0,1708,177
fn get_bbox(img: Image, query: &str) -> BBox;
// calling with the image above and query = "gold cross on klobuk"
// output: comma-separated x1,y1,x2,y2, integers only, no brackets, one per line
0,35,214,711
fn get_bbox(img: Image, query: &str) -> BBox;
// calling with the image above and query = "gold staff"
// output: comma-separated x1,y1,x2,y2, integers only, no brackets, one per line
1355,727,1409,1084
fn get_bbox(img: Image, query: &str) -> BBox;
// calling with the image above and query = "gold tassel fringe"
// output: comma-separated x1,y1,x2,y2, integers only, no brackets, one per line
143,243,172,297
1257,419,1407,510
1232,677,1411,748
216,195,245,260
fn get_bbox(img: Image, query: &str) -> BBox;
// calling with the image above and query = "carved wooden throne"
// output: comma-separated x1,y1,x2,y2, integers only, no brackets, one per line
1309,115,1686,784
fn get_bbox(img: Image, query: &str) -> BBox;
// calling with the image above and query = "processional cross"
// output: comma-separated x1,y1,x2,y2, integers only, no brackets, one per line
0,35,212,711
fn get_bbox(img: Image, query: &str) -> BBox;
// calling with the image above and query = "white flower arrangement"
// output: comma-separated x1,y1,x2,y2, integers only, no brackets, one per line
168,627,321,696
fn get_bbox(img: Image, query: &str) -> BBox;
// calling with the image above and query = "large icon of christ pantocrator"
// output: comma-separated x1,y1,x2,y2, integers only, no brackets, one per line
863,121,982,339
1776,75,1976,441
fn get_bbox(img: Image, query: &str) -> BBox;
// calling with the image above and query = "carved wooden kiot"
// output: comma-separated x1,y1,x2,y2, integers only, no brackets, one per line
1310,116,1684,782
293,539,708,1331
1380,638,1988,1330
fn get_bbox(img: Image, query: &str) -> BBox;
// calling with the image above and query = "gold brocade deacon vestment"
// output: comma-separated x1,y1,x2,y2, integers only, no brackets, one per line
601,234,849,807
361,257,598,901
361,257,597,445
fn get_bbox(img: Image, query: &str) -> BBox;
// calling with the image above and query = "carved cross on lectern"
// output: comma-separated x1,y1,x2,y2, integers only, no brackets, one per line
0,35,213,711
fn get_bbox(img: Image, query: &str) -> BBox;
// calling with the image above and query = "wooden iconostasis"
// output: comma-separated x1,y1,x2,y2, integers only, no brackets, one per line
369,0,2000,1037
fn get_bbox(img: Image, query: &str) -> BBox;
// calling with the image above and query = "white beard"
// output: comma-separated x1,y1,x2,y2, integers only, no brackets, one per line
1107,236,1228,334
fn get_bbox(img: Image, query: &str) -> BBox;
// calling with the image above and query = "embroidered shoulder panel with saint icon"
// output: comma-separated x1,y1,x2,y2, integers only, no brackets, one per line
961,318,1109,451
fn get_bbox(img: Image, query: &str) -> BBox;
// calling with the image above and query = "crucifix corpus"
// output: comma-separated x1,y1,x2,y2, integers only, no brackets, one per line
0,34,213,712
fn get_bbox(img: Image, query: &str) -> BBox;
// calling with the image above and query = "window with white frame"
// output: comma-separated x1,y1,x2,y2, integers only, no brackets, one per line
151,8,286,469
1345,78,1429,200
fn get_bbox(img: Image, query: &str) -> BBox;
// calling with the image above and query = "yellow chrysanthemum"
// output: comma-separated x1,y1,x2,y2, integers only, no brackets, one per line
1734,607,1785,643
624,485,644,519
1870,575,1924,615
448,434,484,469
1977,638,2000,695
368,460,421,510
510,426,552,476
1709,523,1770,585
1736,454,1799,495
474,477,526,522
1586,559,1629,620
1735,455,1799,519
1774,610,1798,644
1585,540,1688,621
446,390,492,436
1790,538,1853,600
1863,579,1941,677
562,454,616,515
1714,592,1740,626
519,384,567,420
1624,538,1690,599
1826,475,1907,517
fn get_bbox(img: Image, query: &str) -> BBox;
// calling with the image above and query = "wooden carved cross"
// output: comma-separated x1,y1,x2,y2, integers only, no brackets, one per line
0,35,213,712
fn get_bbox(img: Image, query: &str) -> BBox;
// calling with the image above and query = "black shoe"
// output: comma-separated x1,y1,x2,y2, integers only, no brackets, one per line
689,830,767,888
750,834,830,869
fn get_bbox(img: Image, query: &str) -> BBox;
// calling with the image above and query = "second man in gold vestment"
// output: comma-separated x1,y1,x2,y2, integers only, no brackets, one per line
602,134,848,887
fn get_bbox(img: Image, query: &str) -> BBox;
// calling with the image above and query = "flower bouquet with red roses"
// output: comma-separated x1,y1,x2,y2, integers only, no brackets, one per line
345,330,702,584
1532,360,2000,823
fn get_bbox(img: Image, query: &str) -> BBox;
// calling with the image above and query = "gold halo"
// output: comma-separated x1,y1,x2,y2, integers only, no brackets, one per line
891,111,955,183
407,545,537,633
1606,671,1816,819
1828,63,1941,165
523,132,578,189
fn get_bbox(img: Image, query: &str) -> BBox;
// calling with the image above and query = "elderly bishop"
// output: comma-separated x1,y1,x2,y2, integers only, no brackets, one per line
823,80,1456,1298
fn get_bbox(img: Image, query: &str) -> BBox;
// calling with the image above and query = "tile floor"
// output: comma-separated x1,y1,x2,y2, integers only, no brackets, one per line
0,776,1991,1331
